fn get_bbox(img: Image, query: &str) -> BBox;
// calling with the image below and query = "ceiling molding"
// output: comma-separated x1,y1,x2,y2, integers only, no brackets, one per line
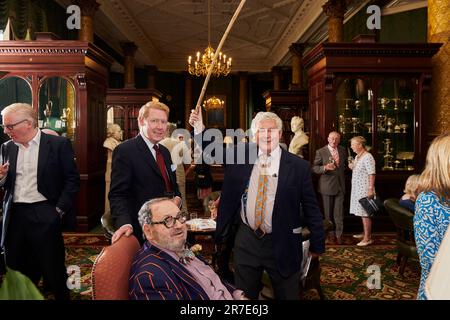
382,0,427,16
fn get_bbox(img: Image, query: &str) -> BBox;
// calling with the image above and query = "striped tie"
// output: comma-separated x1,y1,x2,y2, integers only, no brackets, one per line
331,147,340,166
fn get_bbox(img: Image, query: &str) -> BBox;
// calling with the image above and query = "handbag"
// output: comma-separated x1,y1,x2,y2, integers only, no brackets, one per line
359,196,383,216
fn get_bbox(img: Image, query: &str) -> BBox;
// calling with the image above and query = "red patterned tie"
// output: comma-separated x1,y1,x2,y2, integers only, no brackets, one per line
331,147,340,166
153,144,173,192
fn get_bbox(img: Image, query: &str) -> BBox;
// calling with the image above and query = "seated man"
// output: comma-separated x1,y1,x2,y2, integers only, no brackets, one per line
129,197,246,300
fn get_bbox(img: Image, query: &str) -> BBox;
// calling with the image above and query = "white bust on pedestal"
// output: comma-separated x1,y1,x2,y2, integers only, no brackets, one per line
288,116,309,158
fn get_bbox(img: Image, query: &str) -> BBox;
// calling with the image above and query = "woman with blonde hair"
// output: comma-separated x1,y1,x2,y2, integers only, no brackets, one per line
414,132,450,300
399,174,420,212
348,136,376,246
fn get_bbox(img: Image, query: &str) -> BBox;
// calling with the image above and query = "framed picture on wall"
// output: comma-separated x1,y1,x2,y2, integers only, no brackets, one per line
203,95,226,129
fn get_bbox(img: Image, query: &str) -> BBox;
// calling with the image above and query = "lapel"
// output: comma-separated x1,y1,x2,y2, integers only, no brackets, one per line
37,132,50,183
273,148,292,215
135,134,163,178
6,142,19,187
147,243,208,299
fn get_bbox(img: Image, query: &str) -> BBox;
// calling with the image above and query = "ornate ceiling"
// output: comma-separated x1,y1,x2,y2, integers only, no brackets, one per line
55,0,427,73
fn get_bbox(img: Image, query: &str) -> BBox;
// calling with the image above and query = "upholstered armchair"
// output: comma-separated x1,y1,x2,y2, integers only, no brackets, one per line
91,235,140,300
384,198,419,276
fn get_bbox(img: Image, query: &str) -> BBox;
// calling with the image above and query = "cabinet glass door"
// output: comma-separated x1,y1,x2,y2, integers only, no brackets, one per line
336,78,371,155
38,77,76,143
376,78,415,171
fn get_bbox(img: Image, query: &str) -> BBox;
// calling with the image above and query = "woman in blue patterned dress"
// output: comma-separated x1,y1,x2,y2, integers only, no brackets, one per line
414,132,450,300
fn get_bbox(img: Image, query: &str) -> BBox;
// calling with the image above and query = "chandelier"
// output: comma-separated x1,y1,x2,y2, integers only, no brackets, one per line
188,0,232,77
203,96,225,110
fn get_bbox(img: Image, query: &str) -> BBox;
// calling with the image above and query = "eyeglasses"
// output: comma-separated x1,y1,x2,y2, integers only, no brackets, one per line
0,119,29,131
151,211,188,229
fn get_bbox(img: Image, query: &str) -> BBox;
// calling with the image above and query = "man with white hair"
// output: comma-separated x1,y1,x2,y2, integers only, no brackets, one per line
189,109,325,300
0,103,79,299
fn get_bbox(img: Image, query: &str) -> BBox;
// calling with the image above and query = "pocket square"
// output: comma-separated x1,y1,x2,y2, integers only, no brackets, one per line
171,164,177,172
293,227,302,234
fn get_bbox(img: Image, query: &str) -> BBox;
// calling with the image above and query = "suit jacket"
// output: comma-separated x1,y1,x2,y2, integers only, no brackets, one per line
109,134,181,241
312,145,347,196
207,140,325,278
129,241,234,300
0,132,80,247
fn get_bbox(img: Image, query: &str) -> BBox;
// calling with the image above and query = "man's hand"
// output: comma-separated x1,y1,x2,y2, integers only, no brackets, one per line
172,196,182,208
189,108,205,132
324,163,336,171
111,225,133,244
0,162,9,179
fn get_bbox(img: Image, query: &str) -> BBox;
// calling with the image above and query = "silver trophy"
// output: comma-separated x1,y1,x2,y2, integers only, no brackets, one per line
364,122,372,133
379,97,390,110
338,114,346,134
400,123,409,134
382,138,394,170
350,117,360,134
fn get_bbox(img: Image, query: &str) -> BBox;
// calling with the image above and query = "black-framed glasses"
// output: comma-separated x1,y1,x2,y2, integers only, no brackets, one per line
0,119,29,131
151,211,188,229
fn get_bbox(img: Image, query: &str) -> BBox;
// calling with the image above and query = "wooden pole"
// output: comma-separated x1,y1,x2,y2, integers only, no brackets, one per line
194,0,246,112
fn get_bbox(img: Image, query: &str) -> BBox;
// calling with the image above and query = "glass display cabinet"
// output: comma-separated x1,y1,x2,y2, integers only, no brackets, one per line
0,33,113,231
304,39,441,230
106,88,163,140
335,77,416,172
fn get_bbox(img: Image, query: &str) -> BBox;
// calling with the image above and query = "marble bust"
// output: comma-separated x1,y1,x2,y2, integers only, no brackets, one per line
103,124,123,214
288,116,309,158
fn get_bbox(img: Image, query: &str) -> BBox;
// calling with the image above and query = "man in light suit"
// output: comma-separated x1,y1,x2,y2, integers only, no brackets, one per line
189,110,325,300
0,103,79,300
129,198,246,300
109,101,181,244
312,131,347,244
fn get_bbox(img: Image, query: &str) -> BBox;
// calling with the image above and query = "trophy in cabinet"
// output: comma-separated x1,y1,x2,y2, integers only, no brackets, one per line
364,122,372,133
377,115,387,132
379,97,390,110
397,151,415,170
382,138,394,170
350,117,360,133
60,107,71,126
355,100,361,110
400,123,409,133
43,101,53,128
392,98,401,111
402,99,411,110
394,124,402,133
338,114,346,134
344,99,353,111
386,118,396,133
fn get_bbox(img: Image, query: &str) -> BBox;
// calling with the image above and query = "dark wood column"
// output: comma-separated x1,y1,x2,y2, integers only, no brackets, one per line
121,42,138,88
289,43,306,89
73,0,99,43
322,0,347,42
145,65,158,90
271,66,282,90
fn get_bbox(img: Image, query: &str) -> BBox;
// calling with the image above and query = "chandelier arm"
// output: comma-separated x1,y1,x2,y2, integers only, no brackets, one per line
194,0,247,113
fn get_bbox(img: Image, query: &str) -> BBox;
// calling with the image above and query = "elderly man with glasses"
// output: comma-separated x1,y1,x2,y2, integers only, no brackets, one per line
0,103,79,300
129,197,247,300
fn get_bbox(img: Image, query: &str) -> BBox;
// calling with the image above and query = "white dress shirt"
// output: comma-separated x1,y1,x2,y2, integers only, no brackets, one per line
240,146,281,234
13,129,47,203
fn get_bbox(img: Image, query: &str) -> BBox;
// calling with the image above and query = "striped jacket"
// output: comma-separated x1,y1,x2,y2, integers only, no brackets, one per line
129,241,233,300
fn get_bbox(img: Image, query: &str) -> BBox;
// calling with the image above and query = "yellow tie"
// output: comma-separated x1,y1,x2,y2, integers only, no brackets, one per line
254,157,269,231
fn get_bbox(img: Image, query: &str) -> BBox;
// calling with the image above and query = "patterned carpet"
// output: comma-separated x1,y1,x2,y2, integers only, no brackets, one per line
63,233,420,300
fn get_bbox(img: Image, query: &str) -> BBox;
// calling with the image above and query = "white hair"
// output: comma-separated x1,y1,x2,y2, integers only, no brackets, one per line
253,112,282,131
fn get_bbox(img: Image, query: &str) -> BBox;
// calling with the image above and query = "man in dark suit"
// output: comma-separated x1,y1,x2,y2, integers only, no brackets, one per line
0,103,79,300
129,198,245,300
189,110,325,300
312,131,348,244
109,101,181,244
